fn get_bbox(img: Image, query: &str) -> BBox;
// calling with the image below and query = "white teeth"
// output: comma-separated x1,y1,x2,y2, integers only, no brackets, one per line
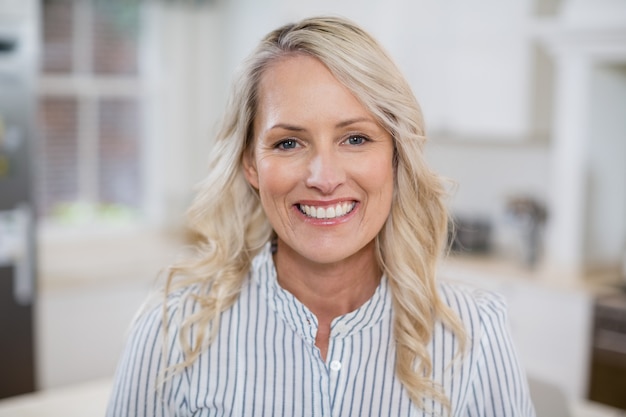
299,202,356,219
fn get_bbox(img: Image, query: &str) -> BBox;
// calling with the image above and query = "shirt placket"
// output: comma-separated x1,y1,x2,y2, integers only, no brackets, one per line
326,321,350,417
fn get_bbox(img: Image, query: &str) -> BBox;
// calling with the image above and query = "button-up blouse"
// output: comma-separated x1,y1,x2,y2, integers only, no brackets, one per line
106,243,536,416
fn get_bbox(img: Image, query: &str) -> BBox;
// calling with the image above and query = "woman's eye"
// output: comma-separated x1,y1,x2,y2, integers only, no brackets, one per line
276,139,298,150
346,135,367,145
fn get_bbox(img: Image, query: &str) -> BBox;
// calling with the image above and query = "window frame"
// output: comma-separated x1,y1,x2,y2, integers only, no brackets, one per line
37,0,158,235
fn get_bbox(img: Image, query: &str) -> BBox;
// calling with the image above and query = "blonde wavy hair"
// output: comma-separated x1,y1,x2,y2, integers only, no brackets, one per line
164,15,466,413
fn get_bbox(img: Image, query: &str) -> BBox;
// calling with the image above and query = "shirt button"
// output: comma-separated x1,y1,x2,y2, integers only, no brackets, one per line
330,360,342,372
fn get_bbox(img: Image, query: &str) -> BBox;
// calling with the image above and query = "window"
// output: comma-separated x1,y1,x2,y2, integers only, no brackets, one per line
38,0,145,224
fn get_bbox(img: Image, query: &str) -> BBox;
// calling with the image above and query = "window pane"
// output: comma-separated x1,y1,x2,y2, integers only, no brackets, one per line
92,2,140,75
98,98,142,208
41,0,74,73
37,98,79,216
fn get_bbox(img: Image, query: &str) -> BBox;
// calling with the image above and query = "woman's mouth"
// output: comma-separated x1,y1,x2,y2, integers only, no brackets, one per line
297,201,356,219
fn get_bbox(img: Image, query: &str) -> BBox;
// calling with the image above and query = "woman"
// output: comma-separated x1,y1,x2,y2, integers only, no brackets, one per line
107,16,535,417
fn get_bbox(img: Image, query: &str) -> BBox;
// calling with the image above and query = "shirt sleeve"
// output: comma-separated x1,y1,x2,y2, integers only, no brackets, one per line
106,296,187,417
464,290,536,417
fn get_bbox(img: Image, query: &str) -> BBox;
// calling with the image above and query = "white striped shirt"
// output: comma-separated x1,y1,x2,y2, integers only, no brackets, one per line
107,243,536,416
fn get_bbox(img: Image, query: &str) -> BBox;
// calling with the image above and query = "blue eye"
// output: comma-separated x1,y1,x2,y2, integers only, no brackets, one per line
277,139,298,150
346,135,366,145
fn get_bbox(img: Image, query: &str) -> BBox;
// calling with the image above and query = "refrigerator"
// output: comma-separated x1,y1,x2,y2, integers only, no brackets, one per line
0,2,38,399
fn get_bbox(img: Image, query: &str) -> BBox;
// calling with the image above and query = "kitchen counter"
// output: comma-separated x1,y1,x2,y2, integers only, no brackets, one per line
0,378,111,417
37,225,189,292
440,252,623,296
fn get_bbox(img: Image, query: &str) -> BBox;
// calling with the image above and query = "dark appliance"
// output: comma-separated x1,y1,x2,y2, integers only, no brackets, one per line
588,292,626,410
0,6,38,399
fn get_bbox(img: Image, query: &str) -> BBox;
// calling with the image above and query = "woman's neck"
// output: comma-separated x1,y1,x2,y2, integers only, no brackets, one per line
273,239,382,322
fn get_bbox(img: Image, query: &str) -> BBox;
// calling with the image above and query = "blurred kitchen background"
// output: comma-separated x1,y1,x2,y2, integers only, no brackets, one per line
0,0,625,415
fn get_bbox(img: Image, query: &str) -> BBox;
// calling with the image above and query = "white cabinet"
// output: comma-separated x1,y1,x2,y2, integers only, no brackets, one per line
393,0,535,141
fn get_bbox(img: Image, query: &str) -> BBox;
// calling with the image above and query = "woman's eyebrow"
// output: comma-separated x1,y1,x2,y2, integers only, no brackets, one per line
269,117,376,132
335,117,375,128
269,123,307,132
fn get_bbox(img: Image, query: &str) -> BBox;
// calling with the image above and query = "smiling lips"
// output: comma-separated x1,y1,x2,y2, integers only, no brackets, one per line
297,201,356,220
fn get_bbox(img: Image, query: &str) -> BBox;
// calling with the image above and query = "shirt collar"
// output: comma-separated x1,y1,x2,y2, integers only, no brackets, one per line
251,242,392,343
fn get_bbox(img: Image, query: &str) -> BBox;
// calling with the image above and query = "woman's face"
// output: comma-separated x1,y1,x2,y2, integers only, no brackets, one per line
244,54,395,267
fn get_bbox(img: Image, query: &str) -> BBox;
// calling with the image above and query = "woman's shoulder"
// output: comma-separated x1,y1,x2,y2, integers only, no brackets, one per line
129,284,202,334
437,282,536,416
437,280,509,331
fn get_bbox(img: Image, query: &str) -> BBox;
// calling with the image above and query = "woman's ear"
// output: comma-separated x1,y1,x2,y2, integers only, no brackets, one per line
242,150,259,190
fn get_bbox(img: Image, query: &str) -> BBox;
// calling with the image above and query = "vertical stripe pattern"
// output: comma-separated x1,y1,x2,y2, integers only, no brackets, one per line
106,243,536,416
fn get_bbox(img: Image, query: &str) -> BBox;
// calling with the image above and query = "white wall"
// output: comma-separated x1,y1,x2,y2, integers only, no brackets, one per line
537,2,626,276
584,64,626,271
147,2,227,227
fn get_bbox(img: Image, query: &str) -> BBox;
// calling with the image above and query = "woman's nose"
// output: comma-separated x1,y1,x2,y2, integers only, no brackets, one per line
304,149,345,194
